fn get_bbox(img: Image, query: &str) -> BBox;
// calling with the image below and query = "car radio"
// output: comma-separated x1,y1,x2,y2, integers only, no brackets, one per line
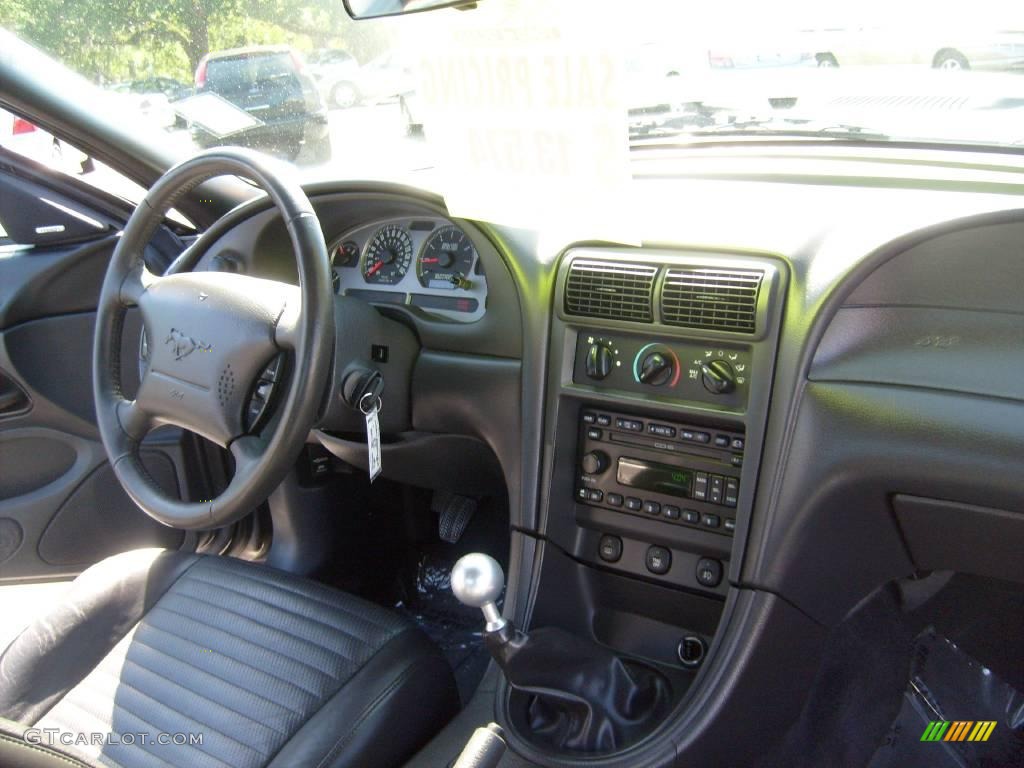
576,409,743,537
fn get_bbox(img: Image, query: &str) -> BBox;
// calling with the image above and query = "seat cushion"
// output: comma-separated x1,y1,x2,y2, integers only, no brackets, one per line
0,549,458,768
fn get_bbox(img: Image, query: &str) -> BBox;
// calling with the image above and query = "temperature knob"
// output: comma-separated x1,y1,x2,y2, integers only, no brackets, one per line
639,352,674,386
701,360,737,394
585,342,614,380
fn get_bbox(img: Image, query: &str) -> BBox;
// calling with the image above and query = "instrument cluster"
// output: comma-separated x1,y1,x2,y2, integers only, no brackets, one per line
329,217,488,322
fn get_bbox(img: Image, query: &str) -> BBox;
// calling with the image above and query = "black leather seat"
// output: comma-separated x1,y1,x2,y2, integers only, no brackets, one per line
0,549,459,768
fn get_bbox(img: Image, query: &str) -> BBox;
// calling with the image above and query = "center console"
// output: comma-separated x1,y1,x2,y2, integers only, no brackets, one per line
500,247,786,759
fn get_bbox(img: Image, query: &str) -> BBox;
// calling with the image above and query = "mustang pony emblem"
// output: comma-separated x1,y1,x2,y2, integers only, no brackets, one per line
165,328,212,360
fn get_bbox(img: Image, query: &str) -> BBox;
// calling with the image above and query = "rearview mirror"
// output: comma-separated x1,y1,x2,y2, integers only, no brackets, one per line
343,0,478,20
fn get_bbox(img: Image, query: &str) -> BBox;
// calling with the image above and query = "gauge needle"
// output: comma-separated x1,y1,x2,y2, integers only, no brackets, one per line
366,261,384,276
421,258,439,264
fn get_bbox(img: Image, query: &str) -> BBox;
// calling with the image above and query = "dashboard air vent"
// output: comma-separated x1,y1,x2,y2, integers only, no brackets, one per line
564,259,657,323
661,267,763,333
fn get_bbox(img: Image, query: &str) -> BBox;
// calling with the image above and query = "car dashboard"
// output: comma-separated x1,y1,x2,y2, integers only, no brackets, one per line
181,153,1024,765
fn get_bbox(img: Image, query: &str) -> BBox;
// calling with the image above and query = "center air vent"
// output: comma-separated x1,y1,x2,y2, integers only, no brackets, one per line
661,267,763,333
565,259,657,323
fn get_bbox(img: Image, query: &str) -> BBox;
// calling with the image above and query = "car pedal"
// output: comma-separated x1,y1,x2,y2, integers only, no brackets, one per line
434,491,478,543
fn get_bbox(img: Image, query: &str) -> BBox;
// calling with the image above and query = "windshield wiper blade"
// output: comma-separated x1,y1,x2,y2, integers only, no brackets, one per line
630,114,890,146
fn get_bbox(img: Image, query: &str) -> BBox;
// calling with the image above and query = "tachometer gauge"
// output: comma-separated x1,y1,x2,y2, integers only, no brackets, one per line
362,225,413,285
417,226,475,289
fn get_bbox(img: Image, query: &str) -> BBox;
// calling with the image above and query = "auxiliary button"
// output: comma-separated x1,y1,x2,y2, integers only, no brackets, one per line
693,431,711,444
663,505,681,520
642,500,661,516
724,518,736,532
714,434,730,448
576,487,589,501
588,489,604,503
607,493,624,507
682,509,700,524
582,412,597,424
701,513,721,529
645,546,672,575
586,428,603,440
596,414,612,426
625,497,642,511
598,535,623,563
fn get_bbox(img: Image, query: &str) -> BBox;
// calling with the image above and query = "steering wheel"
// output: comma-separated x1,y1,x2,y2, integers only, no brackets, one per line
93,147,334,529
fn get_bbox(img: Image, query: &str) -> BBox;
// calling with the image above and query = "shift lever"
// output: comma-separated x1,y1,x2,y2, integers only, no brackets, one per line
451,553,508,632
451,553,671,753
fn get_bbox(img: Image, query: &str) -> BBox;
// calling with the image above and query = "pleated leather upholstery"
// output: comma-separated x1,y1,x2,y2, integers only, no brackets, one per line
21,554,433,768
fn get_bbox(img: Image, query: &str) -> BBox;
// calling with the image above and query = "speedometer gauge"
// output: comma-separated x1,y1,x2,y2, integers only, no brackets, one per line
362,224,413,285
417,226,475,289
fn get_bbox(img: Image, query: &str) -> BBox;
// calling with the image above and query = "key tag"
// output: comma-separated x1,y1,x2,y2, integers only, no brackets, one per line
360,393,382,482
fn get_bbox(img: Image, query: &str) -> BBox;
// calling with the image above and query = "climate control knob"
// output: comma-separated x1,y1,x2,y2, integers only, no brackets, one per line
639,352,674,386
585,342,614,380
581,451,610,475
701,360,737,395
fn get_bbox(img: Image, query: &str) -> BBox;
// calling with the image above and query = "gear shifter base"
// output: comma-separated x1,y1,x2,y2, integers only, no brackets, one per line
487,625,672,754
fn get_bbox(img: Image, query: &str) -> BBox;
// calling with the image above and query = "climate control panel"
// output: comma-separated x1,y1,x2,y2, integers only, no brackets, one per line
572,331,752,409
576,408,743,537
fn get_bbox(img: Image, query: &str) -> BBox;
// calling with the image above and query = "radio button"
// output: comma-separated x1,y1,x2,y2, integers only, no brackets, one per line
615,418,644,432
701,513,721,529
642,500,661,516
714,435,730,448
599,535,623,563
724,518,736,532
731,455,744,468
645,546,672,575
693,431,711,444
607,493,624,507
663,505,681,520
581,451,610,475
682,509,700,524
596,414,612,426
582,412,597,424
731,437,745,451
586,428,603,440
693,473,709,501
625,497,642,511
709,476,725,504
724,478,740,507
648,423,676,438
588,489,604,503
577,487,589,501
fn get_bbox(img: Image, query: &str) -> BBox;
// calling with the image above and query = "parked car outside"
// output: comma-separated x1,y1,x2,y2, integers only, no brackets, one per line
806,26,1024,71
307,48,362,109
0,108,90,172
192,45,330,163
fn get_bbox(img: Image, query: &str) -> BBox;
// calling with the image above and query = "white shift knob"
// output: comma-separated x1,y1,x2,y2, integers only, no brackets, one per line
451,553,507,631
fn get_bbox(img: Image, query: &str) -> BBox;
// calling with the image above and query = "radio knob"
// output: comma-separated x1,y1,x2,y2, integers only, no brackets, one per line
585,342,614,380
701,360,736,395
639,352,674,386
581,451,609,475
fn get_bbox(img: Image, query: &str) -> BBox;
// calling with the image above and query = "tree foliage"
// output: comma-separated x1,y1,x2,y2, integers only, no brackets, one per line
0,0,393,83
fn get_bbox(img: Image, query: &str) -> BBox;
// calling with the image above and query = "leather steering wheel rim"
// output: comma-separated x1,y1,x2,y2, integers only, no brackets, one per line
93,147,334,529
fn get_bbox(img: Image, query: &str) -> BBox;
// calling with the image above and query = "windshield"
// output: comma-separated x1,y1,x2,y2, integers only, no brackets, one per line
3,0,1024,190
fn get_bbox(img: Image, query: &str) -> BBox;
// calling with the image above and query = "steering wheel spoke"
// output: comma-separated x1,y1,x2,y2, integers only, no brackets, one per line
119,260,159,307
116,398,156,443
229,434,268,477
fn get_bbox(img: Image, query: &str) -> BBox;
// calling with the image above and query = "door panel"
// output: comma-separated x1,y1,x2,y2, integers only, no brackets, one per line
0,170,197,584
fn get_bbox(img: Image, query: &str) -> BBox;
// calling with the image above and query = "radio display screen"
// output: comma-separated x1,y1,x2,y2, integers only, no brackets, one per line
616,457,693,499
